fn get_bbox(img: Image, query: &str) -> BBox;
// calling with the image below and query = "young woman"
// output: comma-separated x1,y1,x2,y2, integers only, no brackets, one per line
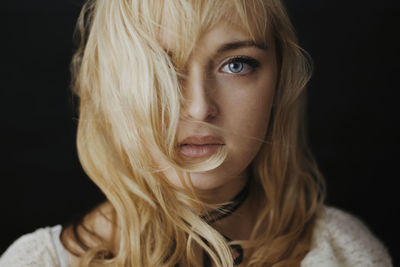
0,0,392,266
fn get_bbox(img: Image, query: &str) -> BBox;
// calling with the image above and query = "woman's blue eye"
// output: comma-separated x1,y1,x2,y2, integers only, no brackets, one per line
227,62,245,73
220,57,259,75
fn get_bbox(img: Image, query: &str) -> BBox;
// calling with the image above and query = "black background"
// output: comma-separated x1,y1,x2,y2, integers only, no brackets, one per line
2,0,399,265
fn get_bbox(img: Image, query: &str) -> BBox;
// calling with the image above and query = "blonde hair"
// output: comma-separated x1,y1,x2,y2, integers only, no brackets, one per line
70,0,325,266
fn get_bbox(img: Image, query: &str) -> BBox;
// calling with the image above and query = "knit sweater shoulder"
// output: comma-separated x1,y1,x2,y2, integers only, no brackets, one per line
0,206,393,267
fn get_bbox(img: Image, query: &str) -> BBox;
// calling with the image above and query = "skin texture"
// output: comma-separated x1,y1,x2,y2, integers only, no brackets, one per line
62,19,277,266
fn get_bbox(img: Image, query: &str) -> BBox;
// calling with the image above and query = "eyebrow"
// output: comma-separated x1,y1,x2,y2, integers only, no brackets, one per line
216,40,268,53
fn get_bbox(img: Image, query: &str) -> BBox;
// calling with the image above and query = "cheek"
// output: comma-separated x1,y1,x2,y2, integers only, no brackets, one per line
223,82,275,138
218,60,277,134
229,98,272,155
220,76,276,160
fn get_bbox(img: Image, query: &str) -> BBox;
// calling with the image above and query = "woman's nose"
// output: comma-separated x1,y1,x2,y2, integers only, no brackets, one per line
181,65,218,122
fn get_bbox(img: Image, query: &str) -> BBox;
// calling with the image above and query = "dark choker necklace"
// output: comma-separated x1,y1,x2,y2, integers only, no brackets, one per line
201,182,250,267
200,182,250,224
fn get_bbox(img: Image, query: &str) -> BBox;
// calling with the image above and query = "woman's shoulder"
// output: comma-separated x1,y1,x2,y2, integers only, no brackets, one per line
301,206,392,267
0,225,69,267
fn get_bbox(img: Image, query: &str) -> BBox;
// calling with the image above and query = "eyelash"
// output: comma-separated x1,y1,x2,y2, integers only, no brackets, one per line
219,56,260,75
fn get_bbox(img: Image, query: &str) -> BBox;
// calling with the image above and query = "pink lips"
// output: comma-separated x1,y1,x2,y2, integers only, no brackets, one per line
178,136,224,158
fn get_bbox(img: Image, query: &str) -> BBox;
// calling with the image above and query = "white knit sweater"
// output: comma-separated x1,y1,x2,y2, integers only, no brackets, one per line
0,207,393,267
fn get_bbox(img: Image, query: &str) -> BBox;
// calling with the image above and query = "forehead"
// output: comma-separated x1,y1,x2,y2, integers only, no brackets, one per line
159,15,271,67
160,20,250,51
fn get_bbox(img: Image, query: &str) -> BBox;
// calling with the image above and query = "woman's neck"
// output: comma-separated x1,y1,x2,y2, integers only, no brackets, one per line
211,186,259,241
196,169,250,204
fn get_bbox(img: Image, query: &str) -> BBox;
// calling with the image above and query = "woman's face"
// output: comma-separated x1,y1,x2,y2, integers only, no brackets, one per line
159,19,277,200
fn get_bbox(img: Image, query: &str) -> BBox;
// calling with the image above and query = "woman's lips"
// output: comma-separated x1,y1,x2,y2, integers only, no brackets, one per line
178,136,225,158
179,144,224,158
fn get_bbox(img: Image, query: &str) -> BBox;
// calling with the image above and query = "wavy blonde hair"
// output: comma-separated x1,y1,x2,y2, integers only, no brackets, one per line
70,0,325,266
